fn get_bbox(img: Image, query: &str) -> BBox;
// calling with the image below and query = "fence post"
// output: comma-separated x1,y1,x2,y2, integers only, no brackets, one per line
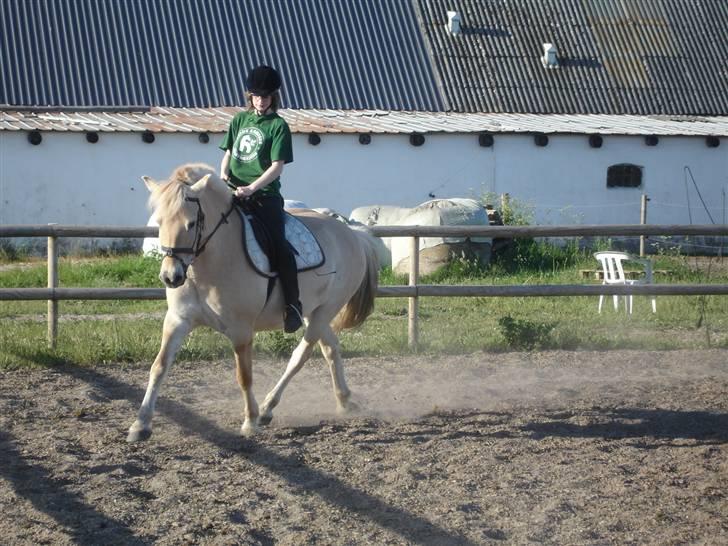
408,235,419,350
47,233,58,348
640,194,649,257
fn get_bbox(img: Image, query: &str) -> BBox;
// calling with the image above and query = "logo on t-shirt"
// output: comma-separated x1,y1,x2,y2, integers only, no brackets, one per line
233,127,265,162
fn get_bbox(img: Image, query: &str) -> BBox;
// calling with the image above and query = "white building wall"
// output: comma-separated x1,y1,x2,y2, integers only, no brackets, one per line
1,131,726,242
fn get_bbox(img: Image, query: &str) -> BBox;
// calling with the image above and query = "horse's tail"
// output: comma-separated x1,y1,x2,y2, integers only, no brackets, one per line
331,227,380,332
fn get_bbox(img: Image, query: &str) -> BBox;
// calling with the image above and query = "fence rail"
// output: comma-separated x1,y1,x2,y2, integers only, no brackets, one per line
1,223,727,349
4,284,728,302
369,224,728,238
3,224,728,238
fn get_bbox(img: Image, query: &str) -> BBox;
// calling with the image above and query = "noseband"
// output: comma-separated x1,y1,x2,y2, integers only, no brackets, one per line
160,197,236,274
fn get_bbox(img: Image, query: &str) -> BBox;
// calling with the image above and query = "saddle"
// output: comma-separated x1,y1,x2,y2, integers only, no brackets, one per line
235,202,325,278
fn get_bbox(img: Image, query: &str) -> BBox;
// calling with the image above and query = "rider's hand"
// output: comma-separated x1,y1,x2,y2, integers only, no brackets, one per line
234,186,254,199
221,172,230,182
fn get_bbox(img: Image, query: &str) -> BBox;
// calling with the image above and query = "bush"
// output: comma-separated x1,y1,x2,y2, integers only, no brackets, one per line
256,331,299,358
492,238,586,273
422,257,489,283
0,239,32,262
498,315,556,350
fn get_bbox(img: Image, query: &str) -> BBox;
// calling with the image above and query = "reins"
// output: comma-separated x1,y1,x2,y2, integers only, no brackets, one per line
160,196,237,272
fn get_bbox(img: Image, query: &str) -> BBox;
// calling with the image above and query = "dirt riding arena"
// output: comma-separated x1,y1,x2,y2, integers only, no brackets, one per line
1,350,726,545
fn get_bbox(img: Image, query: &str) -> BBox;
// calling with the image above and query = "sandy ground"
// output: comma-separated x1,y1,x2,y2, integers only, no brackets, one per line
1,350,726,545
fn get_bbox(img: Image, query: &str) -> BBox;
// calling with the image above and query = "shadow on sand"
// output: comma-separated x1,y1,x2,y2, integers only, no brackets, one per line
6,363,478,546
0,428,146,544
521,407,728,446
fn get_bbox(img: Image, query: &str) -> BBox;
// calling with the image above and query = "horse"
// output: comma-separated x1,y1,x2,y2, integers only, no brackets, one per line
127,163,379,442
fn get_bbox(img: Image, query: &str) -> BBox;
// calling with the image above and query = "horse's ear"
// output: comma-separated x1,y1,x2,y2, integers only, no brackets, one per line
141,176,158,193
190,174,212,192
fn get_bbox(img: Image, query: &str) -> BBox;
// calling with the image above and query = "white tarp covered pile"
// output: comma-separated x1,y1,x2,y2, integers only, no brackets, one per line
349,198,493,274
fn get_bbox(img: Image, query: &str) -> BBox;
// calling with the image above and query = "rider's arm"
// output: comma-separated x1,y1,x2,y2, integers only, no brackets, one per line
220,150,231,181
234,161,285,197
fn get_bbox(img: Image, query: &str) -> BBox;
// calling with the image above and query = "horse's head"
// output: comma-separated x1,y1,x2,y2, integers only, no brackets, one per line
143,164,232,288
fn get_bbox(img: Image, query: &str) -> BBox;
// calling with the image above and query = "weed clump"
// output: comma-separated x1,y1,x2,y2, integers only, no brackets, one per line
256,331,299,358
498,315,556,350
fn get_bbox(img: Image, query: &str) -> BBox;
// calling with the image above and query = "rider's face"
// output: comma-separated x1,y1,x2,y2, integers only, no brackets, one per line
252,94,272,114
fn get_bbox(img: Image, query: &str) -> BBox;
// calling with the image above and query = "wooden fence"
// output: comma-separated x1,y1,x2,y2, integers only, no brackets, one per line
1,223,727,349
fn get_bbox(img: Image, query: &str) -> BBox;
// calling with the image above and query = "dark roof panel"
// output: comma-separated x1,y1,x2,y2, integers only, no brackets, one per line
2,0,727,115
416,0,728,114
0,0,443,110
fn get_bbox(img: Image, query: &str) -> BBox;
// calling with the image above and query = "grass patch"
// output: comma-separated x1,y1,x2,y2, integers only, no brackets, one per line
1,251,727,368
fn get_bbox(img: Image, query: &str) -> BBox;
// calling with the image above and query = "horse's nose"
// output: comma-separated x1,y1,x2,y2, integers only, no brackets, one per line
159,257,186,288
159,271,184,288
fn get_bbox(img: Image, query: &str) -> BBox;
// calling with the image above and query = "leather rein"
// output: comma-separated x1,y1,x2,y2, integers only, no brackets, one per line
160,196,237,273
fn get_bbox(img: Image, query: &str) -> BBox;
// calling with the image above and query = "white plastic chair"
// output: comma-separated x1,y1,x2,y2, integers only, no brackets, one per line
594,252,656,314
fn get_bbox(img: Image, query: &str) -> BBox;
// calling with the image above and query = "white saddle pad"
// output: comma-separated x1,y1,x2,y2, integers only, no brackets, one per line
239,211,325,277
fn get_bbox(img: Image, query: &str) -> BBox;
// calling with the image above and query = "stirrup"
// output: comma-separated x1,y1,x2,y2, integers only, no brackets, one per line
284,302,303,333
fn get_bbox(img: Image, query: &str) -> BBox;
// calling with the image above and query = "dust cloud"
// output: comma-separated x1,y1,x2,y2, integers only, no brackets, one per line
178,350,727,429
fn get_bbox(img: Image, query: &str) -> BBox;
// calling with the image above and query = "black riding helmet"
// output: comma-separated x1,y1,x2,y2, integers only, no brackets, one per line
246,65,282,97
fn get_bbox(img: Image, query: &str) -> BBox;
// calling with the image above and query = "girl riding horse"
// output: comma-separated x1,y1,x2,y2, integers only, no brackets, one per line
219,65,303,333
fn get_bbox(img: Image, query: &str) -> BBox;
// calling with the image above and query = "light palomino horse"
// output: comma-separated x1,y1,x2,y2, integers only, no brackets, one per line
127,164,379,442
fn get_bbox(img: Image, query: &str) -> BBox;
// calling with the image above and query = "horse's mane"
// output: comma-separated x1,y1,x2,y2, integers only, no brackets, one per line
148,163,225,217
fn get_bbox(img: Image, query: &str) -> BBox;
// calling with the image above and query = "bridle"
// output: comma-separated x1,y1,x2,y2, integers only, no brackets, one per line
160,196,236,274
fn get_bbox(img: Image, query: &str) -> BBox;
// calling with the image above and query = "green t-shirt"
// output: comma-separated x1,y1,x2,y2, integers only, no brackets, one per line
219,110,294,197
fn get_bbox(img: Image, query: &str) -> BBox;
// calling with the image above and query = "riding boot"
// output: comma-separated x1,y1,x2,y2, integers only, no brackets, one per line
284,301,303,333
278,242,302,333
252,195,303,333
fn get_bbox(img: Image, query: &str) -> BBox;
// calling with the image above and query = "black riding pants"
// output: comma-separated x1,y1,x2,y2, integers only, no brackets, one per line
249,195,300,306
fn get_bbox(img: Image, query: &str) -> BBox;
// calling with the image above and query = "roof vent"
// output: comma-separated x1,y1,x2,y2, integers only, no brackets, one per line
447,11,461,35
542,43,559,68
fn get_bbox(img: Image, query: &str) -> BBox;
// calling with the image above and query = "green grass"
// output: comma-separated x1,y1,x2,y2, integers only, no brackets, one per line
1,248,727,369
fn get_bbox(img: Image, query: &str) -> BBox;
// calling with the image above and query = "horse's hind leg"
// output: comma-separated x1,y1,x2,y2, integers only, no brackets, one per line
234,341,259,437
259,335,317,426
318,324,354,414
127,313,191,442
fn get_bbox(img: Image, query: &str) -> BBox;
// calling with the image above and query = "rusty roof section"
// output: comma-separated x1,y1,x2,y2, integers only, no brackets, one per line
2,108,726,136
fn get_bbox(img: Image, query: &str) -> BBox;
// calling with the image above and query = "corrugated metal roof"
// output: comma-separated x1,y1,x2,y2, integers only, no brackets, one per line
416,0,728,115
2,108,726,136
0,0,443,111
4,0,726,117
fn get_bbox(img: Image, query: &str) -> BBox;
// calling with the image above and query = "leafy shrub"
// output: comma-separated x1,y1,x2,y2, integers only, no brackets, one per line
480,192,534,227
492,238,588,273
498,315,556,350
256,331,299,358
480,192,594,273
422,257,489,283
378,266,407,286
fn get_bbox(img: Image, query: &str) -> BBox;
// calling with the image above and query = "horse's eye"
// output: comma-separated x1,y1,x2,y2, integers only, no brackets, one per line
186,221,196,230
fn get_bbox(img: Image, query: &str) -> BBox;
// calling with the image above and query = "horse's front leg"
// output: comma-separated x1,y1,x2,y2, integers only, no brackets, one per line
234,341,259,437
259,335,316,425
127,313,191,442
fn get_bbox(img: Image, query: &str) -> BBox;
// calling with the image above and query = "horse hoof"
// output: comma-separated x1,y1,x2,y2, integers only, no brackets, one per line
126,427,152,443
240,422,258,438
258,413,273,426
338,400,360,415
